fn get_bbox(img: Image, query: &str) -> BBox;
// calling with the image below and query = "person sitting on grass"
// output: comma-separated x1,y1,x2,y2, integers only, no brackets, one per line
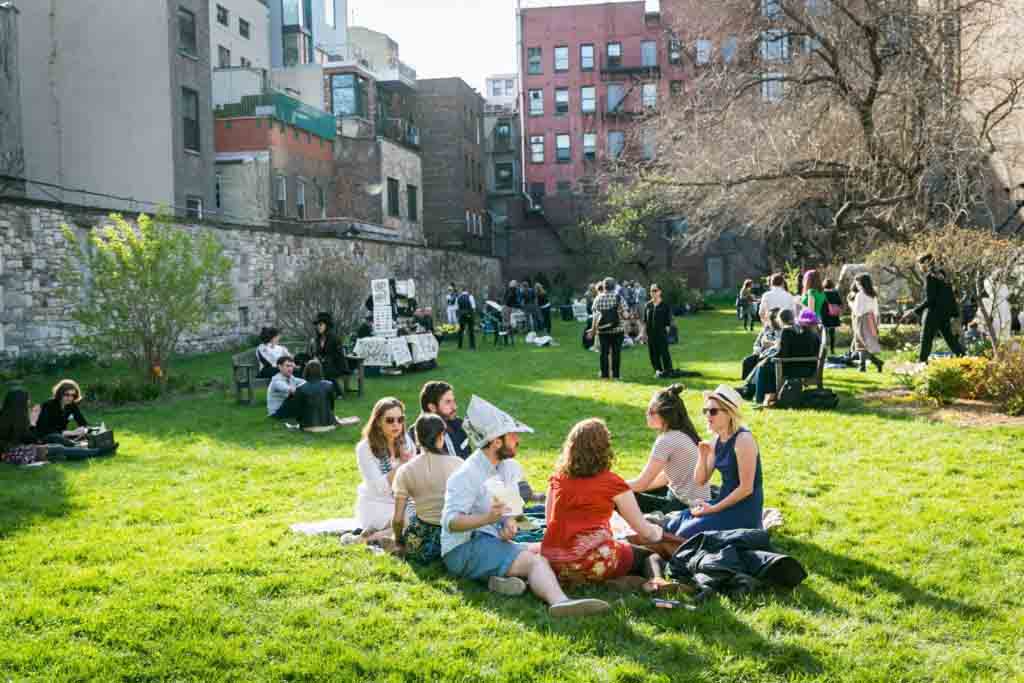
355,397,416,538
392,414,464,564
627,385,711,515
663,386,763,539
0,389,116,465
35,380,90,446
413,381,472,460
441,395,610,618
256,327,290,379
753,308,821,407
293,360,345,432
541,418,665,585
267,355,306,419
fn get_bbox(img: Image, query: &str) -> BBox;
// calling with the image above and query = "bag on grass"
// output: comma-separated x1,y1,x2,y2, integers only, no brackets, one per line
801,388,840,410
775,379,803,409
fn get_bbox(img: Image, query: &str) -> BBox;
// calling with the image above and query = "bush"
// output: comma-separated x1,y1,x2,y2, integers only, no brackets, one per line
984,347,1024,416
273,258,368,341
916,359,972,405
879,324,921,350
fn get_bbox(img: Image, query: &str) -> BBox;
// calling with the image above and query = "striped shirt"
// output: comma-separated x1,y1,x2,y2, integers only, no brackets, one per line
650,430,711,504
592,292,628,335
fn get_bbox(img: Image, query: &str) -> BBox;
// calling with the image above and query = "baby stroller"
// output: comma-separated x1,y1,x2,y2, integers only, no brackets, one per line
481,301,516,346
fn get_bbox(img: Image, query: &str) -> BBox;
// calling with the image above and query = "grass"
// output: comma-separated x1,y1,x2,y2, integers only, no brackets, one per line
2,308,1023,682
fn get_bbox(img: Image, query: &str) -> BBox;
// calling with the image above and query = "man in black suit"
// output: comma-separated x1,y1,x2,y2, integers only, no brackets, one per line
902,253,965,363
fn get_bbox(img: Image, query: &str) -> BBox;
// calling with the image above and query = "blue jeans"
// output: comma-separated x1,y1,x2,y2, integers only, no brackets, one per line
754,361,777,404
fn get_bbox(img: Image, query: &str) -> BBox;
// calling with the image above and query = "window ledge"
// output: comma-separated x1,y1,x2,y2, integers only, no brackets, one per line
178,49,200,61
184,148,203,157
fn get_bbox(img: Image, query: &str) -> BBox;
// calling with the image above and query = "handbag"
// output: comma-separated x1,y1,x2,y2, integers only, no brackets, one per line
826,302,842,318
87,428,115,450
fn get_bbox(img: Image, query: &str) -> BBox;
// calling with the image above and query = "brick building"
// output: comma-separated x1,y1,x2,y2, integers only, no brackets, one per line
416,78,490,254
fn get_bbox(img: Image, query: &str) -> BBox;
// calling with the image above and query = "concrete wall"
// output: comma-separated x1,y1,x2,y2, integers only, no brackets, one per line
216,152,272,224
18,0,178,212
210,0,271,69
0,4,23,188
335,136,383,223
0,197,501,359
379,139,424,242
270,64,326,109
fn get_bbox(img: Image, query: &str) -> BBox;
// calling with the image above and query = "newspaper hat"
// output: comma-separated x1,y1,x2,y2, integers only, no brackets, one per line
464,395,534,446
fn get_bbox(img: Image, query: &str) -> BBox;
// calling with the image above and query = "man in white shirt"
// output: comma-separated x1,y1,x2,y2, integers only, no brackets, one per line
759,273,797,325
267,356,306,418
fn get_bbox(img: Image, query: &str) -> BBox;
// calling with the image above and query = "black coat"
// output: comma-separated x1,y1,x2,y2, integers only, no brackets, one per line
914,269,959,321
643,301,672,339
667,529,807,599
36,399,88,436
294,381,337,429
308,333,350,379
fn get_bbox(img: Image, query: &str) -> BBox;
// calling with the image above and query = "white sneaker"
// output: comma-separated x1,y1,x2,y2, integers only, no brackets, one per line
549,598,610,618
488,576,527,596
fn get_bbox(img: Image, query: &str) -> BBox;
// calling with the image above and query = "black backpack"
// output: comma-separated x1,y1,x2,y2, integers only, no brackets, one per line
597,304,620,333
457,293,473,313
775,379,803,409
801,388,840,410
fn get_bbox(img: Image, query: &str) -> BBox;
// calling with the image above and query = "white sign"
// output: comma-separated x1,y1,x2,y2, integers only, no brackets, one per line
371,279,391,307
388,337,413,366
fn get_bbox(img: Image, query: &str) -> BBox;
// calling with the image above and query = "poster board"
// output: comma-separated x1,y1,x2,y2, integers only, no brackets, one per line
407,333,439,363
353,337,393,367
388,337,413,366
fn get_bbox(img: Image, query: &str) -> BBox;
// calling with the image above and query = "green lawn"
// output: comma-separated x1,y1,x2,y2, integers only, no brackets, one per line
2,309,1022,683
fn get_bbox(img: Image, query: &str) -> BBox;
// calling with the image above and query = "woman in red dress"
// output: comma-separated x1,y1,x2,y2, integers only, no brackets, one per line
541,418,664,584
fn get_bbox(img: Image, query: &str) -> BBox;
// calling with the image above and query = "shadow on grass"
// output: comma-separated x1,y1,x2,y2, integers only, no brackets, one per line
776,535,991,618
0,461,69,540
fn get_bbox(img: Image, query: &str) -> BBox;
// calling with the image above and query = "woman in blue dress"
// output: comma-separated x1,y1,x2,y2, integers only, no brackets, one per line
664,385,763,537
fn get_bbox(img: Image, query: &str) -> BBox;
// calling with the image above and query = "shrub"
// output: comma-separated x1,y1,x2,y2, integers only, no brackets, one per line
272,258,368,341
984,347,1024,416
915,357,995,405
879,324,921,350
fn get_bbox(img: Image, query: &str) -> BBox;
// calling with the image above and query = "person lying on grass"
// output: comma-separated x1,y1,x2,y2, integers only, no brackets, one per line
627,384,712,516
440,396,610,618
354,397,417,541
540,418,665,585
663,386,764,539
0,389,117,466
391,414,464,564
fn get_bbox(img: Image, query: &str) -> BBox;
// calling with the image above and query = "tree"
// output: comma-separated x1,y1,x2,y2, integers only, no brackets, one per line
61,213,234,379
272,258,368,341
867,224,1024,354
602,0,1024,266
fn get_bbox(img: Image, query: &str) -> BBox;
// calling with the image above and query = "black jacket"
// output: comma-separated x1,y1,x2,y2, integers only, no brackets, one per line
36,399,88,436
643,301,672,338
294,381,337,429
667,529,807,599
914,269,959,321
821,290,843,328
308,333,350,379
778,327,820,377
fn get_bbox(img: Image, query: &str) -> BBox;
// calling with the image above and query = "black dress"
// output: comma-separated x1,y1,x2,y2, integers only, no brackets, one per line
36,399,88,437
307,333,350,385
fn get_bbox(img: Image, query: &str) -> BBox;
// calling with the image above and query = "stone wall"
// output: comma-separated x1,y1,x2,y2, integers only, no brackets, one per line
0,198,503,359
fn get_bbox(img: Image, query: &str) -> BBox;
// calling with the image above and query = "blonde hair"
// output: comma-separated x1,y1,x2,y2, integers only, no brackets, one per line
710,396,744,436
361,397,405,459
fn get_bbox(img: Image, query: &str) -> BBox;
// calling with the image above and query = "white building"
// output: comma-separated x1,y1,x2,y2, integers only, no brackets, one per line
485,73,518,113
209,0,271,70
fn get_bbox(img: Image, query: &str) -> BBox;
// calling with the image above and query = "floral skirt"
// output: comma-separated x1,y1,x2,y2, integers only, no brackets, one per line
401,515,443,564
547,538,634,584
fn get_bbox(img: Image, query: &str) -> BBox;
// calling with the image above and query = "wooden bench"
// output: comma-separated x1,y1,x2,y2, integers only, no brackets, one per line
773,326,829,393
231,347,365,405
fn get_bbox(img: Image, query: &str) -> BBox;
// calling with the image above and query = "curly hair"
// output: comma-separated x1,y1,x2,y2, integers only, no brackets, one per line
557,418,615,479
52,379,82,403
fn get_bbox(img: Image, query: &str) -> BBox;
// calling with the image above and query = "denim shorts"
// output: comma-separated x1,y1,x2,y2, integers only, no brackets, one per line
442,531,526,581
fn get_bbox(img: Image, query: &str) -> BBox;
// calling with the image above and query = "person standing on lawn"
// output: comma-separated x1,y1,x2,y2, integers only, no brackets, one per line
641,283,678,379
441,396,610,618
589,277,629,380
902,253,965,363
456,286,476,350
820,279,844,355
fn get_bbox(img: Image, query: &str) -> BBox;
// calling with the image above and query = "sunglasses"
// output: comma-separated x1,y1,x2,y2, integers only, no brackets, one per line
384,416,405,425
702,407,721,416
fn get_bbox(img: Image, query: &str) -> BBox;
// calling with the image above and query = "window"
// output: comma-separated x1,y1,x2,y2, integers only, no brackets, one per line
283,32,311,66
491,80,504,97
218,45,231,68
760,30,790,62
670,80,683,96
182,87,200,152
528,89,544,116
581,86,596,113
239,18,250,39
331,73,368,117
696,39,712,65
216,5,229,26
186,197,203,220
407,185,418,221
555,88,569,115
529,182,545,206
581,44,595,70
317,183,326,218
804,35,822,53
530,135,544,163
387,177,401,217
608,131,625,159
214,173,222,210
642,128,656,160
495,163,514,190
275,176,286,216
669,38,683,65
642,83,657,108
607,83,625,112
583,133,597,160
496,121,511,144
762,0,782,18
240,57,252,68
505,78,514,94
721,36,738,64
325,0,336,26
761,72,785,102
806,0,830,16
641,40,657,67
557,181,572,196
556,134,571,163
178,7,197,55
238,306,250,328
528,47,543,74
554,46,569,72
296,180,306,219
607,42,622,68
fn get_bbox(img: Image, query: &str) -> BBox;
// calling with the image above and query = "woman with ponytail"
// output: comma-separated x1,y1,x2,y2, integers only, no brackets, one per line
626,384,711,514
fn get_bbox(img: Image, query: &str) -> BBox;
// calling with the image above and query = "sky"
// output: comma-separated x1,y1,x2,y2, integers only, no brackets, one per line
347,0,519,93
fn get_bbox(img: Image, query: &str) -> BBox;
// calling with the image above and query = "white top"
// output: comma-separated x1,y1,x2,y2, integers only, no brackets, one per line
760,286,798,317
257,343,290,369
851,291,879,318
650,430,711,503
354,434,417,531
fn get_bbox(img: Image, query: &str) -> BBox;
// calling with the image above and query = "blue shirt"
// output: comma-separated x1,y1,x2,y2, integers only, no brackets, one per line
440,450,520,557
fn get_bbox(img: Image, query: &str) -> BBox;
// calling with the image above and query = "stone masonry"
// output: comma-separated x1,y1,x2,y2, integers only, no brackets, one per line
0,198,502,359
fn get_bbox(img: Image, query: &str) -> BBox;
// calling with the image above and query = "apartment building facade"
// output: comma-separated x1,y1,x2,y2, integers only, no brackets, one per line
269,0,347,67
210,0,271,70
14,0,215,216
485,73,519,113
416,78,490,254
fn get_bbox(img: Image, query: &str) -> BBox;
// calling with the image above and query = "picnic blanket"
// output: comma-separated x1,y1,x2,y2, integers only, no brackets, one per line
290,517,362,536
